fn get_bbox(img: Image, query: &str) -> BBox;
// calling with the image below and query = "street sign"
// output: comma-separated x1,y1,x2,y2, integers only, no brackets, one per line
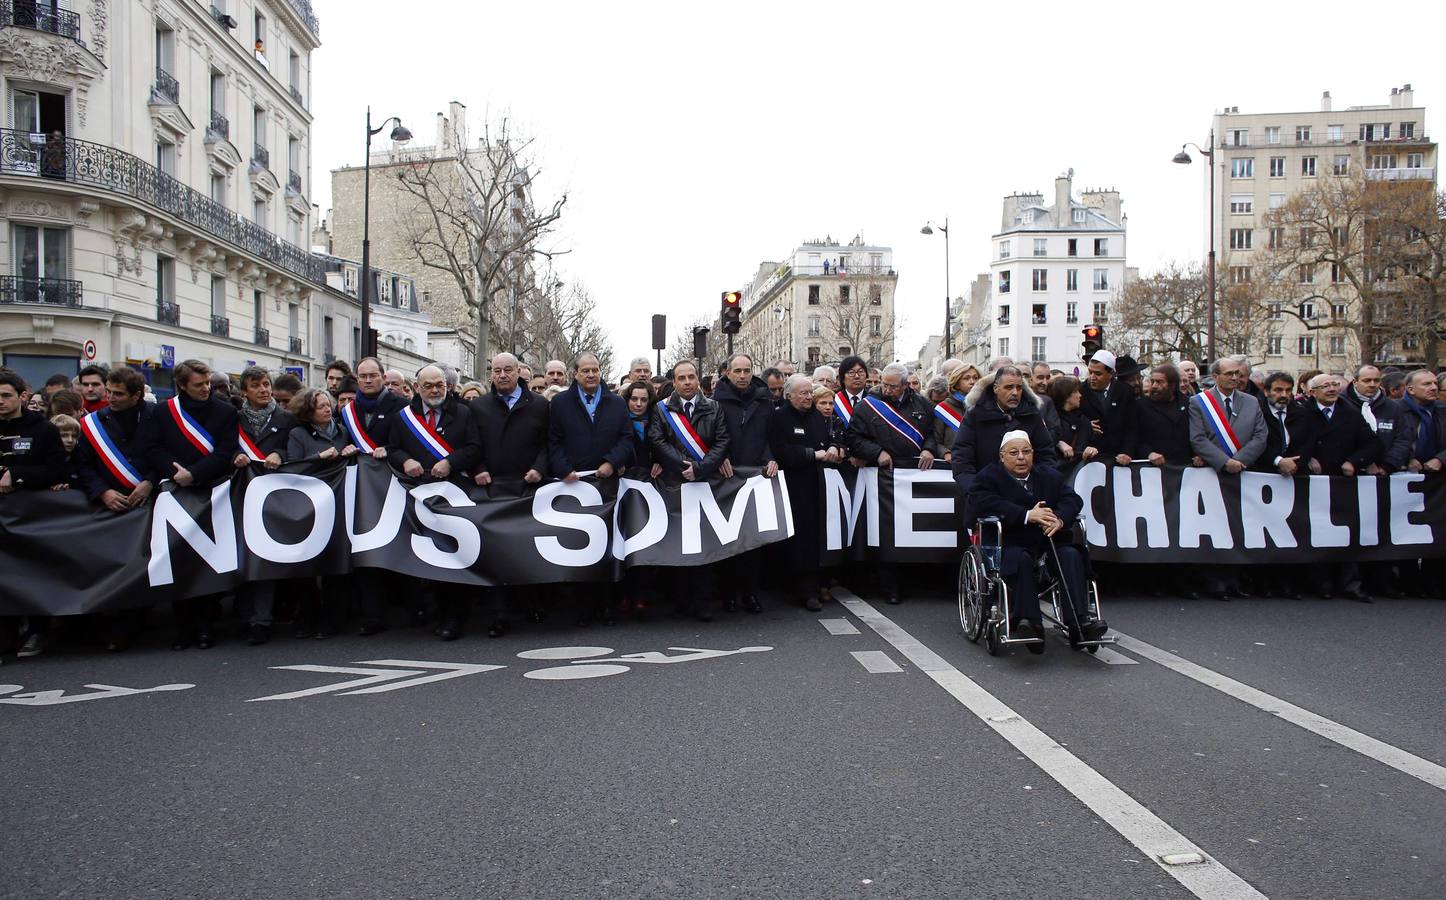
159,345,175,369
82,339,97,360
283,366,304,379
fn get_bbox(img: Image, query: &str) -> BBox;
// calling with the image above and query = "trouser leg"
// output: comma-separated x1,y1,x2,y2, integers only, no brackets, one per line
358,573,388,628
1001,546,1041,624
240,581,275,627
1050,544,1091,621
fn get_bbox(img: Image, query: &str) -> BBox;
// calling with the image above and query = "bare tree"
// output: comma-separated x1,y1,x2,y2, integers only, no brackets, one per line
390,114,567,378
666,315,711,372
1114,261,1276,367
819,268,897,368
493,268,614,376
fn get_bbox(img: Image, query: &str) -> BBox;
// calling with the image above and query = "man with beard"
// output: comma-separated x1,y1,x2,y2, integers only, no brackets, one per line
1252,371,1307,599
389,364,483,640
1133,363,1195,466
231,366,297,644
77,365,109,415
712,353,778,614
324,360,351,398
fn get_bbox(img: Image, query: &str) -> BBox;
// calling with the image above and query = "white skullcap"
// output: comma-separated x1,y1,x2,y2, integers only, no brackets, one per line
1090,349,1117,370
1000,429,1031,448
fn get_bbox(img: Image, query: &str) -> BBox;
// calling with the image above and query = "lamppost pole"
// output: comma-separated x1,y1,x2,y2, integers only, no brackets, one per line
1174,130,1216,362
921,218,951,359
359,107,411,362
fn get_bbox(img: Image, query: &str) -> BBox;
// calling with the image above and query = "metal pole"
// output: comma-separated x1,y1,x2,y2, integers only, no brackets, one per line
943,217,952,359
359,106,373,362
1206,128,1216,363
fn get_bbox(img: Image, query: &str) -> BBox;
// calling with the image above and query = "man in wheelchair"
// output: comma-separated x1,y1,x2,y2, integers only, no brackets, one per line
966,430,1107,643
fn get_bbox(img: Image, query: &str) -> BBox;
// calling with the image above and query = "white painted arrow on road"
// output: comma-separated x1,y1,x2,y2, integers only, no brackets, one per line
247,659,504,702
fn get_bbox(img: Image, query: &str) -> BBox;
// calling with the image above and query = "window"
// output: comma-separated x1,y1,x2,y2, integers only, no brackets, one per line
210,275,226,319
13,225,69,289
289,51,302,95
1019,211,1033,225
1033,238,1048,257
1267,335,1283,356
807,284,819,304
1332,225,1348,246
1229,266,1251,284
253,10,267,63
839,285,850,303
1066,269,1079,291
1227,129,1248,146
1032,337,1047,360
1032,304,1047,324
1031,269,1048,291
1092,269,1109,291
1300,228,1314,248
253,198,266,226
288,136,301,186
806,347,821,367
210,174,226,206
1268,227,1284,249
1094,238,1109,257
254,106,267,154
155,141,175,176
1229,228,1253,250
997,338,1010,359
1269,193,1285,210
1329,335,1346,355
1268,156,1285,177
1067,238,1078,257
998,271,1011,294
869,284,882,305
1331,262,1345,284
1400,122,1416,139
1140,339,1156,359
1093,301,1109,322
1231,157,1254,178
156,254,175,306
1301,156,1317,177
1327,124,1344,142
998,305,1010,325
1296,125,1312,143
1066,301,1078,324
1407,152,1425,168
1072,209,1086,223
1267,302,1282,320
1298,265,1314,284
869,253,882,270
838,346,851,358
210,70,225,117
253,289,265,334
1360,123,1390,141
1331,301,1347,320
1230,194,1253,214
998,240,1010,259
869,315,881,337
1367,154,1397,170
1298,335,1315,356
1299,300,1316,319
807,315,820,336
322,315,334,358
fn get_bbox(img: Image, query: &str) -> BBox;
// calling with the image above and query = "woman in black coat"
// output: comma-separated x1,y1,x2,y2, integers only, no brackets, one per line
618,380,661,616
769,375,843,611
285,388,358,637
1045,375,1094,472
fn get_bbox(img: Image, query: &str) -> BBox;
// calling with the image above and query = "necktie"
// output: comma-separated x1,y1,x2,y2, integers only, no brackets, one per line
426,409,438,429
1224,395,1234,418
1323,405,1333,421
1278,410,1289,445
685,400,694,419
584,392,595,404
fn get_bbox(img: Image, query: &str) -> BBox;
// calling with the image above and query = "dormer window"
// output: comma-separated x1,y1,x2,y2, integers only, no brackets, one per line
1072,208,1086,223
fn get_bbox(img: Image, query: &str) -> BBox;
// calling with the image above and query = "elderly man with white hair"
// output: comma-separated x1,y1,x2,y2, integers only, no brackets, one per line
846,361,941,604
811,364,838,391
967,429,1105,644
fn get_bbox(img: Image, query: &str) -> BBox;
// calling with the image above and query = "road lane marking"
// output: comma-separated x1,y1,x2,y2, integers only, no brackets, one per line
1089,646,1139,666
850,650,903,673
248,660,503,701
821,618,861,636
1113,632,1446,792
834,589,1264,900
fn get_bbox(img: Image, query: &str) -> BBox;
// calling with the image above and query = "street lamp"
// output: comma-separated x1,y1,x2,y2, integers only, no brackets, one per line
921,218,952,358
1173,130,1216,362
359,107,411,361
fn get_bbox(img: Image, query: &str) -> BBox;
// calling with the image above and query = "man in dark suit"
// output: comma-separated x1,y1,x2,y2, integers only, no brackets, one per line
967,430,1105,643
1392,370,1446,597
143,359,240,650
1340,364,1411,473
1256,371,1297,474
1132,363,1195,465
1080,350,1138,461
231,366,298,644
712,353,777,614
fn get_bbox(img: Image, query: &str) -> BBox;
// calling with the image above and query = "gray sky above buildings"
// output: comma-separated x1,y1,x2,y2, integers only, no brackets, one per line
311,0,1441,368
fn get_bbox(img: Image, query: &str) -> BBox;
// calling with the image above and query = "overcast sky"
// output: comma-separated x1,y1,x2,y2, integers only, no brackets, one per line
309,0,1439,370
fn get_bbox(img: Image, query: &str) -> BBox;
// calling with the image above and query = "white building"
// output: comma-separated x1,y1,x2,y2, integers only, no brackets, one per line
0,0,323,393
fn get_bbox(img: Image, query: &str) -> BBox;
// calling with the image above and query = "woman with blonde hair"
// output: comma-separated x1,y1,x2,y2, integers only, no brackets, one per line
931,364,979,460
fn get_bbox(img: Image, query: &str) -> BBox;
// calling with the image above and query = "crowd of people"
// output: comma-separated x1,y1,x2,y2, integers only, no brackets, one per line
1,346,1443,661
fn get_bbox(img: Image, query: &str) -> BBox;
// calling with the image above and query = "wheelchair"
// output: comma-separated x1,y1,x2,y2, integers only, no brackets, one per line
957,516,1114,656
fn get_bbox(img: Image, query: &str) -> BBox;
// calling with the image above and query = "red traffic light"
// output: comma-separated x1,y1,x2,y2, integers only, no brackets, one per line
1082,325,1102,341
721,291,742,307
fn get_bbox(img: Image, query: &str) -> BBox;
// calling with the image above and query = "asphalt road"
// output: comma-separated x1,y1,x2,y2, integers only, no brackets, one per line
2,578,1443,899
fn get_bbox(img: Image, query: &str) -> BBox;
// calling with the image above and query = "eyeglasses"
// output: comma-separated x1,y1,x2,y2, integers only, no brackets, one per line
1002,448,1034,458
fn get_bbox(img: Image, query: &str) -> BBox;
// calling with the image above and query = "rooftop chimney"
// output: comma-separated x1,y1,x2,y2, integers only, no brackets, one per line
1399,84,1414,107
1054,171,1072,225
1321,91,1331,112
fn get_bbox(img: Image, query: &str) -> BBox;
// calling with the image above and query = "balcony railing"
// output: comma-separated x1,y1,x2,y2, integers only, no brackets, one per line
252,144,270,169
254,326,269,347
284,0,320,38
207,111,229,141
1365,166,1435,182
154,67,180,104
288,336,303,354
157,299,181,325
287,169,301,193
790,264,897,278
211,315,230,337
288,85,304,106
0,130,324,284
209,4,231,27
0,1,84,46
0,275,83,307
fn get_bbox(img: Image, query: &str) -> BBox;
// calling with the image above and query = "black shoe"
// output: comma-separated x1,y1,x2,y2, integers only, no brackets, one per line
1082,619,1108,641
803,595,822,612
487,621,507,639
170,635,192,651
437,620,462,641
196,631,215,650
886,592,902,605
1012,619,1040,640
247,624,271,646
1342,588,1372,603
745,595,762,614
315,625,339,640
293,626,316,639
724,594,739,613
358,621,386,636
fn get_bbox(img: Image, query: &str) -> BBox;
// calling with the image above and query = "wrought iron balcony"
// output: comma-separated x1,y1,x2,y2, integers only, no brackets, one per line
154,67,180,104
209,4,231,27
0,275,83,307
157,299,181,325
0,130,324,285
207,111,229,141
0,1,84,46
211,315,230,337
288,85,304,106
287,169,302,193
288,336,303,354
254,326,270,347
252,144,270,169
284,0,320,38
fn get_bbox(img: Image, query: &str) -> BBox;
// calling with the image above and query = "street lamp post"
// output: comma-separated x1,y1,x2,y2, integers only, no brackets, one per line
359,107,411,361
1173,130,1216,362
921,218,951,358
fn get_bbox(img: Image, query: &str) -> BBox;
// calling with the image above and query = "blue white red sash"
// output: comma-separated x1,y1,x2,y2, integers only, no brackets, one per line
834,392,854,427
400,406,453,462
167,397,214,455
863,395,924,451
80,412,143,490
664,407,709,462
1196,391,1242,456
340,401,378,454
933,402,962,433
238,428,266,462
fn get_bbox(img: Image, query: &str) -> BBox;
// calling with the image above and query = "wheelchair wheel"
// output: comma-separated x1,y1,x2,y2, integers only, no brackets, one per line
984,620,1001,656
958,549,987,643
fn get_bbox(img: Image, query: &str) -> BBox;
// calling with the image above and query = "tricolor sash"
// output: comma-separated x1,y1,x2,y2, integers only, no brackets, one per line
834,392,855,427
1196,391,1242,456
400,406,454,462
340,401,379,454
238,428,266,462
664,407,709,462
933,402,962,433
167,397,215,455
863,395,924,451
79,412,143,490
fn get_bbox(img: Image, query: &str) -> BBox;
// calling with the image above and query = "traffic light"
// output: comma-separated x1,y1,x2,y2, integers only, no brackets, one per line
1081,324,1104,360
721,291,742,335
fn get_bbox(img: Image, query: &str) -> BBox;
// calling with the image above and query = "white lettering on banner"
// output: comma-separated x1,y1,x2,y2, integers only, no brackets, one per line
1238,472,1297,549
680,475,782,554
1388,474,1435,545
242,473,336,563
533,481,608,567
147,481,237,586
1072,462,1109,547
1177,466,1233,549
1112,466,1169,549
0,682,194,706
1356,476,1379,547
344,465,406,552
824,466,879,550
612,478,667,560
891,468,957,548
408,482,481,569
1306,475,1351,547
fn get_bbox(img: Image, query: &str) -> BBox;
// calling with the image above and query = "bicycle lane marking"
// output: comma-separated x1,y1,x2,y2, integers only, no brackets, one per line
1112,631,1446,792
834,589,1264,900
